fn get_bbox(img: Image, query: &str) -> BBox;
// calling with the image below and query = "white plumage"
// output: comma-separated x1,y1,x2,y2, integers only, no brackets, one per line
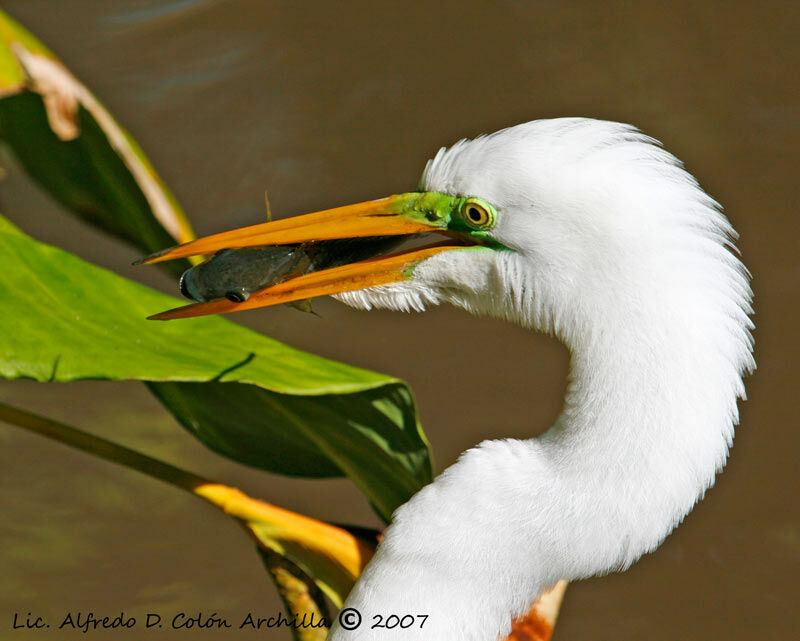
331,118,754,640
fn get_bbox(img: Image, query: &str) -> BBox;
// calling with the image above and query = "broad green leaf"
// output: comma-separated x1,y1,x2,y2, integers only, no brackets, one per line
0,402,378,608
0,216,432,520
0,9,195,276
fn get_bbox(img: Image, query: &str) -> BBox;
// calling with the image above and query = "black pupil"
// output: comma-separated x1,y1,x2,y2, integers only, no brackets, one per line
226,292,245,303
468,207,483,222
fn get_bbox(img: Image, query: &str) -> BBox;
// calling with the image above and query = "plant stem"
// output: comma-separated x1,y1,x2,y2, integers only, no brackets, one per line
0,401,207,491
0,400,374,603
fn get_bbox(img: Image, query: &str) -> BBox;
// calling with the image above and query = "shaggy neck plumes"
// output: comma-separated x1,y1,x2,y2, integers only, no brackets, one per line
331,290,750,641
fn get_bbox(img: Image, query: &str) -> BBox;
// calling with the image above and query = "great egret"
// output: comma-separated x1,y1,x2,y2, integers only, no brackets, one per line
141,118,755,640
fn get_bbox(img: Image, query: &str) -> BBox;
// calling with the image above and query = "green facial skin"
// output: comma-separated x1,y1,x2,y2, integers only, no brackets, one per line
384,191,507,279
387,191,507,250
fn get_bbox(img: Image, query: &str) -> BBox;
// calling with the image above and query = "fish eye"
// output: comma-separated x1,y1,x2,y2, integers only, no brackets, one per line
461,198,496,230
225,290,249,303
179,272,192,300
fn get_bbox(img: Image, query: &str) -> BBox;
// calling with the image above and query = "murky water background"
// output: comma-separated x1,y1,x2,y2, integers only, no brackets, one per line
0,1,797,639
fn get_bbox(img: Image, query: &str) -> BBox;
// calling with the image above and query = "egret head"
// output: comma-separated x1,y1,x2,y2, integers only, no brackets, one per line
141,118,751,353
338,119,750,345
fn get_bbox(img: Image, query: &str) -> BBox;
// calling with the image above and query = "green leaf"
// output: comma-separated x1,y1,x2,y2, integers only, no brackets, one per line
0,216,432,521
0,9,195,276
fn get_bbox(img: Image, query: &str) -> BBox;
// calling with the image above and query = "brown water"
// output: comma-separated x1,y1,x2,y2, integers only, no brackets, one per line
0,1,797,639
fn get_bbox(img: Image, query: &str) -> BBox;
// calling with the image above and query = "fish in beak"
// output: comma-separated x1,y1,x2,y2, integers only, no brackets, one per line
137,191,500,320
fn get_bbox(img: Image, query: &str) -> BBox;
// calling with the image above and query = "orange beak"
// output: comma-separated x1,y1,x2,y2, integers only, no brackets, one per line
140,192,471,320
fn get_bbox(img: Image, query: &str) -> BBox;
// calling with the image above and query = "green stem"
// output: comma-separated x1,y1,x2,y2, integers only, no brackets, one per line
0,401,208,492
0,400,340,638
0,400,372,613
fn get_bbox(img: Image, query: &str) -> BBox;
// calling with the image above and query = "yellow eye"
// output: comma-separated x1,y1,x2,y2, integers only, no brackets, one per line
461,199,495,230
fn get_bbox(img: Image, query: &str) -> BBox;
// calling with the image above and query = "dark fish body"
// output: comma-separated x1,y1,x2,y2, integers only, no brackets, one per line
304,236,407,272
178,236,407,305
180,246,310,303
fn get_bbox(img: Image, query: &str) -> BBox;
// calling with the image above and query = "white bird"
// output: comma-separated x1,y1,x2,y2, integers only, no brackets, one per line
143,118,755,640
